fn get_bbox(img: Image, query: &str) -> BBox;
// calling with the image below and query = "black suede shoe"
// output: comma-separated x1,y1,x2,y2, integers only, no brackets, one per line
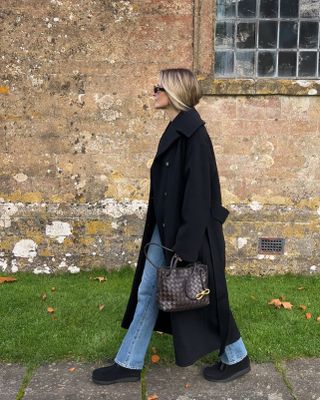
92,363,141,385
203,355,251,382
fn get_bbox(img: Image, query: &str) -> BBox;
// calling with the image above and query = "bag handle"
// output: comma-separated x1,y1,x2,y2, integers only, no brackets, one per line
144,242,179,270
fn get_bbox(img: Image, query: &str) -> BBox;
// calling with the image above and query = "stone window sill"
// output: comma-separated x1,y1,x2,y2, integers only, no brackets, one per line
198,76,320,96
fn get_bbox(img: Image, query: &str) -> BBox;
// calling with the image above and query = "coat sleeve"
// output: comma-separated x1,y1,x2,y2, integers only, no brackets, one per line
173,128,214,262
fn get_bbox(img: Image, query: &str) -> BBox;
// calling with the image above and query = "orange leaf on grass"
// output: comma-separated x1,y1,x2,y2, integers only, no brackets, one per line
299,305,307,311
316,317,320,322
268,299,282,308
281,301,293,310
47,307,55,314
306,313,312,320
94,276,107,282
151,354,160,363
0,276,17,284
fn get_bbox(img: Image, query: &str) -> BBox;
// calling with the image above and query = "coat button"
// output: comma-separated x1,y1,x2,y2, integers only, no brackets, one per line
165,161,170,167
162,222,166,228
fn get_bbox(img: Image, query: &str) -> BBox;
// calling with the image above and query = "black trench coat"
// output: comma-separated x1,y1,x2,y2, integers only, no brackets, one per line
121,108,240,367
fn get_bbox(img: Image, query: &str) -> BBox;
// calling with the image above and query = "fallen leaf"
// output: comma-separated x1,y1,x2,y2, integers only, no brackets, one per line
0,276,17,284
98,304,105,311
147,395,158,400
40,293,47,301
47,307,55,314
151,354,160,363
268,298,282,309
316,317,320,322
184,383,191,389
297,287,305,291
94,276,107,282
299,304,307,311
306,312,312,320
51,287,56,292
68,367,76,372
281,302,293,310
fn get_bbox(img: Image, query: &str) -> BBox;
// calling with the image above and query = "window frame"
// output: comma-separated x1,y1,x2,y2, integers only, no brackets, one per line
193,0,320,95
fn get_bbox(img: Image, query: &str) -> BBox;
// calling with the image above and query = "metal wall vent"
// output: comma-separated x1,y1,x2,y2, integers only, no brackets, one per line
258,238,285,255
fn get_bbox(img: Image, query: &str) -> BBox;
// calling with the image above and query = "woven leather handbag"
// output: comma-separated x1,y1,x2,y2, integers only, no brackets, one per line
144,242,211,312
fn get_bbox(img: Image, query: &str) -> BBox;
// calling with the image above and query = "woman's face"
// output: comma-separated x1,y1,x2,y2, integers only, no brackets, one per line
153,82,170,109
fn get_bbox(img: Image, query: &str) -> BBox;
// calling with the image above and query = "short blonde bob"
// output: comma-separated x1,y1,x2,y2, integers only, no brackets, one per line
159,68,202,112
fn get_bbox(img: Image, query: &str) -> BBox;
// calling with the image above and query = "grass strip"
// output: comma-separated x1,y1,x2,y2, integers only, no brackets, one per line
0,270,319,366
16,363,38,400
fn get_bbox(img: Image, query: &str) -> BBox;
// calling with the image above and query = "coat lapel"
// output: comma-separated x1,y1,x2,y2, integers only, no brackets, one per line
154,108,205,160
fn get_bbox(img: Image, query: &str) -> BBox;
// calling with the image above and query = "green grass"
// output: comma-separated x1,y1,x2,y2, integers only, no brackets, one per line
0,269,319,367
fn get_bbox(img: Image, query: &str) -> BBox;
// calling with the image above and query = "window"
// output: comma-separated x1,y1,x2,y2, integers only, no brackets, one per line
214,0,320,78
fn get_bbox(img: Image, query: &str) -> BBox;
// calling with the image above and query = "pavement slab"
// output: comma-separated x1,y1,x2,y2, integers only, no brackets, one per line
146,362,293,400
23,362,141,400
0,363,26,400
284,358,320,400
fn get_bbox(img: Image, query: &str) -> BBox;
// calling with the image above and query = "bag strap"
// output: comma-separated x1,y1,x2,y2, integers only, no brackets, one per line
144,242,178,269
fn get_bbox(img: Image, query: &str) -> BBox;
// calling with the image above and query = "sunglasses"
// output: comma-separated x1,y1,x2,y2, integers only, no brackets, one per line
153,85,166,94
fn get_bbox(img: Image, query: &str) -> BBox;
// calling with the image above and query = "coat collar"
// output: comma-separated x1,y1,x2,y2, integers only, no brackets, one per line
154,108,205,160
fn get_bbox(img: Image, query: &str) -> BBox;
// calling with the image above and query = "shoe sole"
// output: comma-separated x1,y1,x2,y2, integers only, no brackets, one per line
92,376,140,385
204,366,251,383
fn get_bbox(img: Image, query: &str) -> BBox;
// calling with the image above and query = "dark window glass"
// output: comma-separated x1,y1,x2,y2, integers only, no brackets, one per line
299,22,319,49
258,51,276,76
298,52,317,76
235,51,255,76
279,21,298,48
280,0,299,18
237,22,256,48
259,21,278,48
260,0,278,18
216,0,236,18
215,22,235,48
278,52,297,76
238,0,257,18
300,0,320,18
215,51,235,75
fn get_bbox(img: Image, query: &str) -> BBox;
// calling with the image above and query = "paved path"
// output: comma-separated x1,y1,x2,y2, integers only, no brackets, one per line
1,358,319,400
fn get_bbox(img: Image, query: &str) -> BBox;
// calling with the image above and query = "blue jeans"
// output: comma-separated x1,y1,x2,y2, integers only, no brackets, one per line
115,225,247,369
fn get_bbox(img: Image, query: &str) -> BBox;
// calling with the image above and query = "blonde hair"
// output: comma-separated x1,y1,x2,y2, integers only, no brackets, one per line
159,68,202,112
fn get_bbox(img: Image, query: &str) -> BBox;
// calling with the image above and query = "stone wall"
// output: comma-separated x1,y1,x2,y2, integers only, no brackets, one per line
1,0,319,275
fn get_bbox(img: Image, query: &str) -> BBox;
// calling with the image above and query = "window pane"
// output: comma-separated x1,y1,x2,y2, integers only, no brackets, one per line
237,22,256,48
280,0,299,18
260,0,278,18
216,0,236,18
258,51,276,76
215,51,235,75
235,51,255,76
259,21,278,48
279,21,298,48
299,22,319,48
298,52,317,76
238,0,257,18
300,0,320,18
278,52,297,76
215,22,235,48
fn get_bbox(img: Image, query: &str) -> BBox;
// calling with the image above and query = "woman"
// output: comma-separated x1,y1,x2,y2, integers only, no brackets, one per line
92,68,250,385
